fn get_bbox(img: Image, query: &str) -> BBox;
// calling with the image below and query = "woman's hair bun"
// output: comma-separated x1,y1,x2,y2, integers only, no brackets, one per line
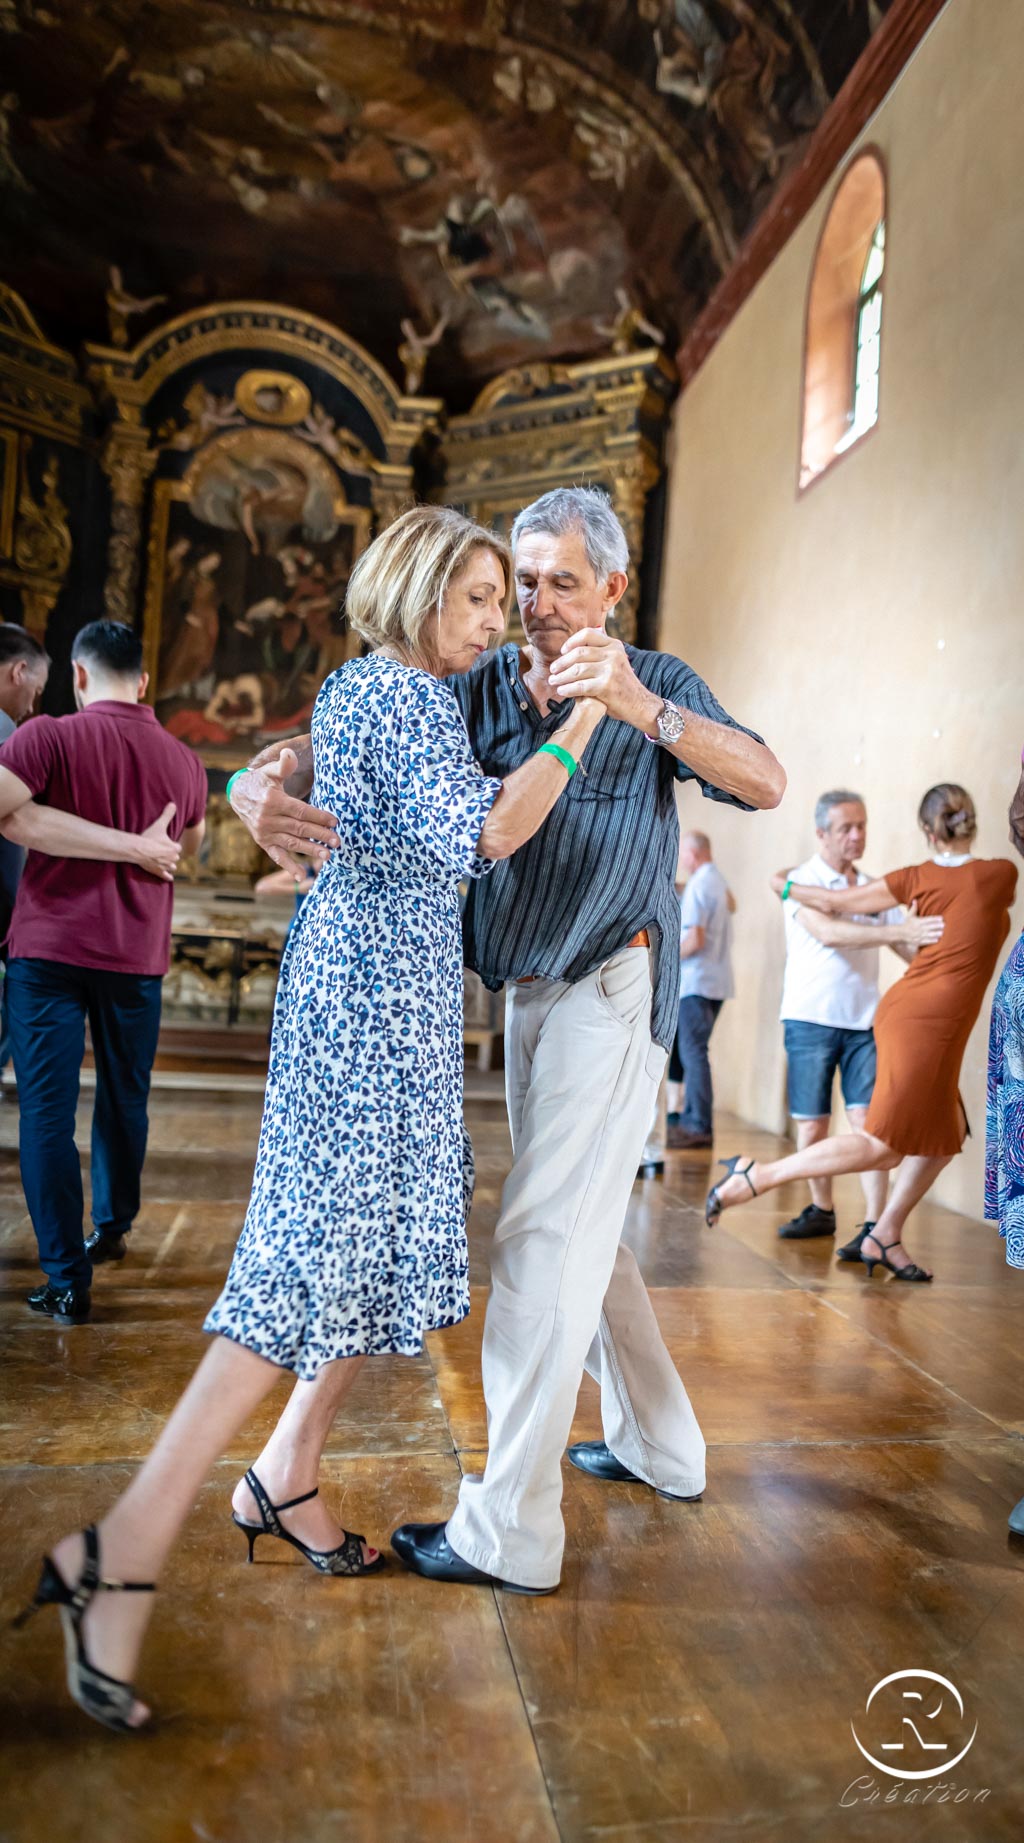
918,783,977,845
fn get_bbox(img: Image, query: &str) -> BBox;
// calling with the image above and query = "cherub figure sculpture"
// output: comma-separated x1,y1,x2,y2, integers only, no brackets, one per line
106,265,167,348
397,310,449,395
595,287,665,355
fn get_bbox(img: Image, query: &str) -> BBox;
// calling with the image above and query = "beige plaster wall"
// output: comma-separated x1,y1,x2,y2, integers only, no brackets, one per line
659,0,1024,1217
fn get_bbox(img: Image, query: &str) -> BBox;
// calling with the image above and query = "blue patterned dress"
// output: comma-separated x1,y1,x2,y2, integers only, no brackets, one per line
985,931,1024,1269
205,657,502,1376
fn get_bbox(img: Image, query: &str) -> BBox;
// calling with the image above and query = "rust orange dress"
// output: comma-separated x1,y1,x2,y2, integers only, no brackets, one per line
865,857,1018,1157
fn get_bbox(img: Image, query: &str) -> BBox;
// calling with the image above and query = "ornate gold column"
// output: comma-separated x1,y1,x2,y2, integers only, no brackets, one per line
369,466,417,532
82,349,158,623
99,417,158,622
607,449,661,640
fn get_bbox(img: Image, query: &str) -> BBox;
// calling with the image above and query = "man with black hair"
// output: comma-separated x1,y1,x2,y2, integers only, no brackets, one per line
0,619,208,1324
0,623,50,1085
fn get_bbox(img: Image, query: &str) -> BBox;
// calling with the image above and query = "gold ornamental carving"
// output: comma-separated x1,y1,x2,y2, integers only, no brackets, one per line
13,449,72,579
0,283,90,446
0,438,74,638
235,370,313,427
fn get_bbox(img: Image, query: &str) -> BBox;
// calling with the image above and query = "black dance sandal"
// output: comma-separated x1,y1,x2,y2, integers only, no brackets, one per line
860,1231,932,1283
12,1523,154,1734
705,1156,757,1227
232,1468,387,1576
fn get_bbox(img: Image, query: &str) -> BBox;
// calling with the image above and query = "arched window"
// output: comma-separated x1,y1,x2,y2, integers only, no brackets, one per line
800,152,886,489
836,222,884,455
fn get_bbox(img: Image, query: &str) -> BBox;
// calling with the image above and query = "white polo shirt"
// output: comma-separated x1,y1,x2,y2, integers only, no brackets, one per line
779,854,902,1031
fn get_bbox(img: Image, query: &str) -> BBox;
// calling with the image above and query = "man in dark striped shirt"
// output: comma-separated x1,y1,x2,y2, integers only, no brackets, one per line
233,487,784,1595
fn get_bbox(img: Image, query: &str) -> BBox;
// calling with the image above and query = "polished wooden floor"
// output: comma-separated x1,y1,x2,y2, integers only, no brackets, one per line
1,1074,1022,1843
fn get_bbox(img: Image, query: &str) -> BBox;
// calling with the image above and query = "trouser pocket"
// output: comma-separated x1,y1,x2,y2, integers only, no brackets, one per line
595,948,651,1030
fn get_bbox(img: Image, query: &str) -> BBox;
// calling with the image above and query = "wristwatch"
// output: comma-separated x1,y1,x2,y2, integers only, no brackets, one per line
655,698,687,745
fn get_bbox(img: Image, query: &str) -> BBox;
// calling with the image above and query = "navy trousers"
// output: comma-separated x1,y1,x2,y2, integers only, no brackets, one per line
7,957,163,1287
675,996,724,1135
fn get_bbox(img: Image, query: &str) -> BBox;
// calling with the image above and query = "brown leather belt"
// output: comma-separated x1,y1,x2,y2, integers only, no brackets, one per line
516,929,650,985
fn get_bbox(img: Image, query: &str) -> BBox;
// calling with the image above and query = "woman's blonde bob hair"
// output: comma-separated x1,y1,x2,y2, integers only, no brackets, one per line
344,504,513,662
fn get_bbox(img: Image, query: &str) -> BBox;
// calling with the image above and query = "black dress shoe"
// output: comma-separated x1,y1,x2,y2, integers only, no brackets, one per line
85,1228,128,1265
390,1521,556,1595
567,1441,702,1502
26,1281,91,1325
777,1204,836,1240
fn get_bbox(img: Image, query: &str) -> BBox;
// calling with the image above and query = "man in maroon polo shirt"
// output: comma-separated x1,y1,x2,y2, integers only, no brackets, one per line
0,620,207,1325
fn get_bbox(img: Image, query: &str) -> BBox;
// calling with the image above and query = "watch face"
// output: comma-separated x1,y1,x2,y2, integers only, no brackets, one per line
658,700,686,742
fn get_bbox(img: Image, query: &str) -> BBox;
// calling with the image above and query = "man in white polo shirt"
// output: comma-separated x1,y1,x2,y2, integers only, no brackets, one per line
777,789,933,1249
667,830,734,1149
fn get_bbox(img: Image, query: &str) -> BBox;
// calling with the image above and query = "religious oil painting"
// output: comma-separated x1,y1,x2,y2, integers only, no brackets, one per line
144,428,369,766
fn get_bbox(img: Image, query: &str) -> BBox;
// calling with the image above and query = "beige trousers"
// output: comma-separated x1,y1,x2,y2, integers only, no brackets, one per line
446,946,707,1589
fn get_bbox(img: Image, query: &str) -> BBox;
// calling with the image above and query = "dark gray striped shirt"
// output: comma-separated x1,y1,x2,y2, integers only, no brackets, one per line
446,643,763,1051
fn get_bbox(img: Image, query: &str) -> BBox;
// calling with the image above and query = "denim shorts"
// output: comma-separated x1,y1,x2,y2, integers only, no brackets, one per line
783,1019,877,1119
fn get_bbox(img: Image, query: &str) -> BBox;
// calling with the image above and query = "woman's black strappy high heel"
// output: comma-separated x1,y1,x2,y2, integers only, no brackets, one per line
232,1468,387,1576
705,1156,758,1227
12,1523,154,1734
860,1230,932,1283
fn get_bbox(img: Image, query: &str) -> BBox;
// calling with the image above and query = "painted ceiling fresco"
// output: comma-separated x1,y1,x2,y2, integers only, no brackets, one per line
0,0,892,404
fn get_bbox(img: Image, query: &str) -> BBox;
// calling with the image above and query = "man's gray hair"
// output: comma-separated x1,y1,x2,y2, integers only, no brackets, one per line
815,789,865,829
510,486,629,581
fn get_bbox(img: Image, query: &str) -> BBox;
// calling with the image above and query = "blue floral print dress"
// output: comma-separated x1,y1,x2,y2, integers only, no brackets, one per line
205,657,502,1377
985,931,1024,1270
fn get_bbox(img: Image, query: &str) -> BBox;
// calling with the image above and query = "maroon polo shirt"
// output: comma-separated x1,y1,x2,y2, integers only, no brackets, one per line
0,700,208,976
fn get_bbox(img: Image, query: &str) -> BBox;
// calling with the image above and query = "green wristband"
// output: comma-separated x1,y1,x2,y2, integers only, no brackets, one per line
781,878,793,902
225,770,246,803
538,742,578,778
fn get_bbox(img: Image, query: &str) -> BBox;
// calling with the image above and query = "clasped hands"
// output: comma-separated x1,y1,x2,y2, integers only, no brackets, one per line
546,628,659,730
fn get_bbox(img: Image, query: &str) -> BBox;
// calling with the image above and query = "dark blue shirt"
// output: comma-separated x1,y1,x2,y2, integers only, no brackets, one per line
446,643,763,1050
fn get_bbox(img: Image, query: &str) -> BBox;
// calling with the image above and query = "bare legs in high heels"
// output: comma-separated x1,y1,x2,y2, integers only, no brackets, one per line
705,1131,952,1281
15,1340,381,1731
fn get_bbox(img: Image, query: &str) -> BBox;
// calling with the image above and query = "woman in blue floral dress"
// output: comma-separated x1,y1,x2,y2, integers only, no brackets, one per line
985,751,1024,1532
22,506,605,1731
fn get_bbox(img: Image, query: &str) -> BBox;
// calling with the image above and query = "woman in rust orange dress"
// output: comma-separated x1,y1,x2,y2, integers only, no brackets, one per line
708,785,1018,1281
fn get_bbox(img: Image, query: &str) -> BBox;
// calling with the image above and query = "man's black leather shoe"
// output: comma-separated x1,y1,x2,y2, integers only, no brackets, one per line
390,1521,556,1594
777,1204,836,1240
26,1281,91,1325
567,1440,702,1502
85,1228,128,1265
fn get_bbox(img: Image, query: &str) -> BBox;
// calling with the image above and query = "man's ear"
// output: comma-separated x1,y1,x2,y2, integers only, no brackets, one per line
9,658,26,686
72,659,87,693
137,670,150,701
602,570,629,619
